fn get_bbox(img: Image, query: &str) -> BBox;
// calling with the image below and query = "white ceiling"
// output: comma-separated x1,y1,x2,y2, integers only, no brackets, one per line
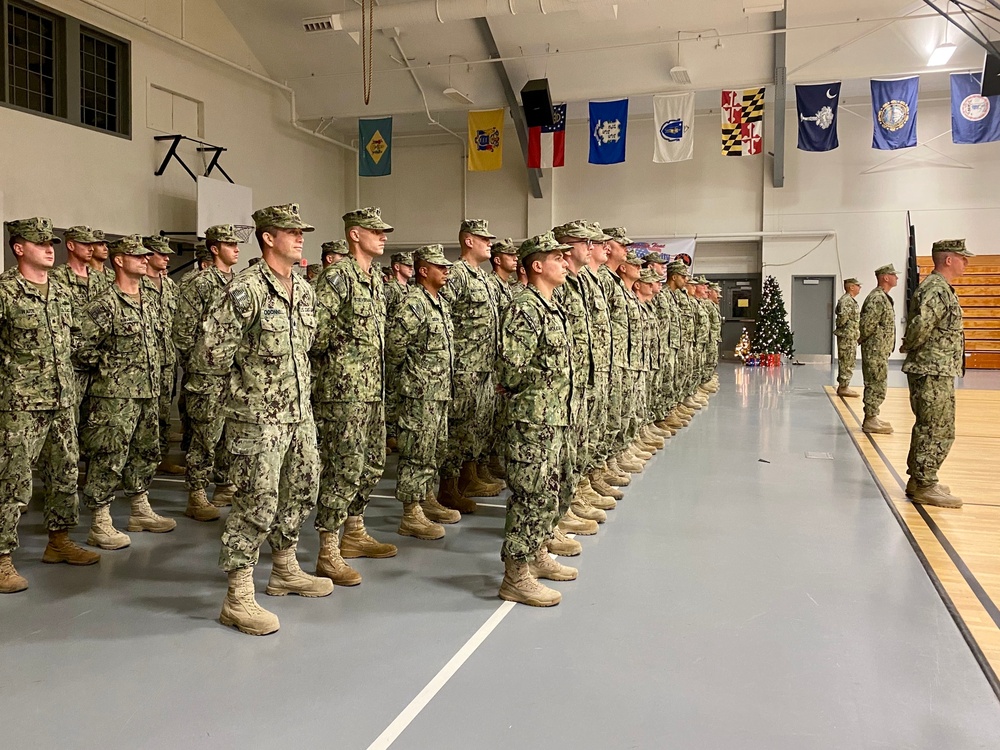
213,0,996,138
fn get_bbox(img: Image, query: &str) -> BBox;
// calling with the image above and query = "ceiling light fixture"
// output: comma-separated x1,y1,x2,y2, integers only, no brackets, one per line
928,41,957,66
443,87,474,105
670,66,692,85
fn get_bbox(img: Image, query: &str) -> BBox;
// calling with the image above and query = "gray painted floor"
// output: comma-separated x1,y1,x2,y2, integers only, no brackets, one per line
3,362,1000,749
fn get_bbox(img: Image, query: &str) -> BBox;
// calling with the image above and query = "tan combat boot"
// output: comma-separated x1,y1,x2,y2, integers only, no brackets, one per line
211,483,236,507
398,502,446,540
41,531,100,565
641,427,665,450
266,547,334,597
906,478,950,497
487,454,507,480
341,515,398,559
604,459,631,486
571,493,607,524
589,472,622,504
477,461,506,490
862,416,892,435
185,488,221,522
617,451,644,474
683,396,701,410
548,528,582,557
630,443,653,462
220,567,280,635
875,417,894,432
127,492,177,533
459,461,502,498
528,545,578,581
437,477,477,514
87,506,131,550
0,554,29,593
498,558,561,607
316,530,362,586
558,510,599,536
836,385,860,398
421,491,461,524
909,483,962,509
157,460,186,475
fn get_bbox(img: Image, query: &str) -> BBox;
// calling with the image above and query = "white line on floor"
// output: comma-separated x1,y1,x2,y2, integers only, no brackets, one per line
366,601,516,750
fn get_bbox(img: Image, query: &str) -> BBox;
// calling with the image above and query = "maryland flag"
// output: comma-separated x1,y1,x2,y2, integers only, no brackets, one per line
468,108,504,171
722,87,765,156
359,117,392,177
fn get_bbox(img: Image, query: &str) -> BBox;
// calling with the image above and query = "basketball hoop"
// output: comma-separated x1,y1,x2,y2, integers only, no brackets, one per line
234,224,255,243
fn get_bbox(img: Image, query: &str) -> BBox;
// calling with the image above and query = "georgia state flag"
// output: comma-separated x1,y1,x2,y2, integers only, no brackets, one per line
527,103,566,169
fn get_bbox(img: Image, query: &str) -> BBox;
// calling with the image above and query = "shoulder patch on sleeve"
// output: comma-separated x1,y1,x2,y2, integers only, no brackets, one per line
86,296,115,329
229,285,253,317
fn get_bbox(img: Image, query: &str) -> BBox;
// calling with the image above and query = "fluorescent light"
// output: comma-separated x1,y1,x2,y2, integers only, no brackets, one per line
928,42,957,66
744,2,785,13
670,66,692,85
443,87,474,105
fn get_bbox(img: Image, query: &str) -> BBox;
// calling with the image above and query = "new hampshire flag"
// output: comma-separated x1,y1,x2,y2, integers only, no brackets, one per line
359,117,392,177
951,73,1000,144
589,99,628,164
871,77,918,150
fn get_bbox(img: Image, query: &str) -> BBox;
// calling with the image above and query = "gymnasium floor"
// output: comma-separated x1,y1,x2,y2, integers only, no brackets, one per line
3,363,1000,749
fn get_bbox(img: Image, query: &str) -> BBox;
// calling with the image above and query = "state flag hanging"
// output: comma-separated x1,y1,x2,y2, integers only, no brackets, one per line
653,93,695,163
871,77,918,150
796,82,841,152
359,117,392,177
527,103,566,168
951,72,1000,144
721,87,764,156
589,99,629,164
468,109,504,171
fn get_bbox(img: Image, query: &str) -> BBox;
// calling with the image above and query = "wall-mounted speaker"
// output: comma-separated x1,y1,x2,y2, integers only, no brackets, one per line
521,79,554,128
982,51,1000,98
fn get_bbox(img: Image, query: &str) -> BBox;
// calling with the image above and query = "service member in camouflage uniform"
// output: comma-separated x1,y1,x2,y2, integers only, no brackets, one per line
859,264,898,434
498,232,578,607
693,276,717,396
834,277,862,397
173,224,244,521
189,204,332,637
75,236,176,551
1,218,100,593
383,251,414,452
311,207,397,587
634,268,667,450
439,219,504,510
617,250,658,459
642,252,678,433
313,239,348,289
665,261,696,424
706,281,723,392
900,239,973,508
87,231,115,284
386,244,461,540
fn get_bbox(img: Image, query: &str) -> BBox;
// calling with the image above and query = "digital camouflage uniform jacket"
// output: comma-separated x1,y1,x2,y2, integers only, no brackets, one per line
74,283,160,399
834,292,860,342
143,274,178,370
902,272,964,377
0,269,76,410
172,267,232,364
580,267,612,373
49,264,110,317
708,300,722,348
383,278,410,322
484,271,516,317
660,286,682,351
554,271,594,389
441,259,500,374
859,288,896,358
598,265,637,370
673,288,696,350
311,255,385,404
187,262,316,424
386,286,454,401
499,285,572,427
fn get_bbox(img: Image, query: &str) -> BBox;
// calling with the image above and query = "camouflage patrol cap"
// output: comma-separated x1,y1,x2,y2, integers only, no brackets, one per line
666,259,690,277
622,250,644,267
491,238,518,256
552,220,598,241
321,239,348,255
695,275,709,285
307,263,322,276
460,218,497,239
518,231,572,263
415,244,453,267
4,217,61,244
195,244,213,262
92,229,107,242
343,206,393,233
253,203,315,232
844,277,861,286
709,282,722,292
205,224,243,244
644,252,670,264
931,239,974,257
605,226,633,246
874,263,898,277
143,235,175,255
390,251,414,266
587,222,613,242
109,235,153,256
638,268,661,284
63,225,101,244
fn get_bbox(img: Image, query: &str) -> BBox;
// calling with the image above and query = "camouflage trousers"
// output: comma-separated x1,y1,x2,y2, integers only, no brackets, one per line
699,345,714,383
384,369,400,440
81,397,160,508
606,366,626,453
659,348,678,419
562,387,588,507
184,393,233,491
620,369,643,445
585,368,611,470
314,400,386,532
0,408,80,555
219,417,319,572
443,370,496,479
501,421,572,563
676,344,692,398
157,362,177,460
484,391,510,467
396,397,448,505
835,336,857,388
861,347,889,419
645,366,661,422
905,374,956,488
75,369,91,456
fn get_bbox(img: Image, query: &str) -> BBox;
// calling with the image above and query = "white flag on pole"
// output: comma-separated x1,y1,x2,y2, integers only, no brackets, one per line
653,93,695,163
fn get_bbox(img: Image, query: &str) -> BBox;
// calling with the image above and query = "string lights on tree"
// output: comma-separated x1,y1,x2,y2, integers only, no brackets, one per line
750,275,794,366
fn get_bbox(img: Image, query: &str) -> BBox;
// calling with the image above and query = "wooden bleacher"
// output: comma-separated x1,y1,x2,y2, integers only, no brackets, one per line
918,254,1000,370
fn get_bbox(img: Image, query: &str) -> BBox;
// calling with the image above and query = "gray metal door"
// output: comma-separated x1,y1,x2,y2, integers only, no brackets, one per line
791,276,835,362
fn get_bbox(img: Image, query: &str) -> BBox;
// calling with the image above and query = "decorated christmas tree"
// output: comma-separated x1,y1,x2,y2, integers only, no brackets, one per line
751,275,794,361
735,328,751,361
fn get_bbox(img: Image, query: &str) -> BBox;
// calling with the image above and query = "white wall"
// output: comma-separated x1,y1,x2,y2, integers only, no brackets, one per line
763,96,1000,358
1,0,346,271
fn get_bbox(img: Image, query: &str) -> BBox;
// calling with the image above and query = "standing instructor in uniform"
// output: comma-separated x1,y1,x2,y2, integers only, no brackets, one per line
834,278,862,397
859,264,898,434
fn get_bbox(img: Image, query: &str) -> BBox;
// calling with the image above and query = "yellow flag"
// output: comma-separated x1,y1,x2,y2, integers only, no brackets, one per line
467,109,504,171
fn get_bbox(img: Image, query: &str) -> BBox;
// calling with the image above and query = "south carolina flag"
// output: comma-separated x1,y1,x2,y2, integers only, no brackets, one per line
527,103,566,168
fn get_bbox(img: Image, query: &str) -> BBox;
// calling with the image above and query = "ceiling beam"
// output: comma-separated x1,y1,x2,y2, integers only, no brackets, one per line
772,6,786,189
473,17,543,199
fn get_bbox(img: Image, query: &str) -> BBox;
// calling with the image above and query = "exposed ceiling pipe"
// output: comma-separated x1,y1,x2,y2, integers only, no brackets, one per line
304,0,634,33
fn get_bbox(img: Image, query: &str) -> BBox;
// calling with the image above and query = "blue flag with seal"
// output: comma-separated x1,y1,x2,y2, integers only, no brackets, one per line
951,73,1000,144
359,117,392,177
796,82,841,152
589,99,628,164
871,77,918,150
